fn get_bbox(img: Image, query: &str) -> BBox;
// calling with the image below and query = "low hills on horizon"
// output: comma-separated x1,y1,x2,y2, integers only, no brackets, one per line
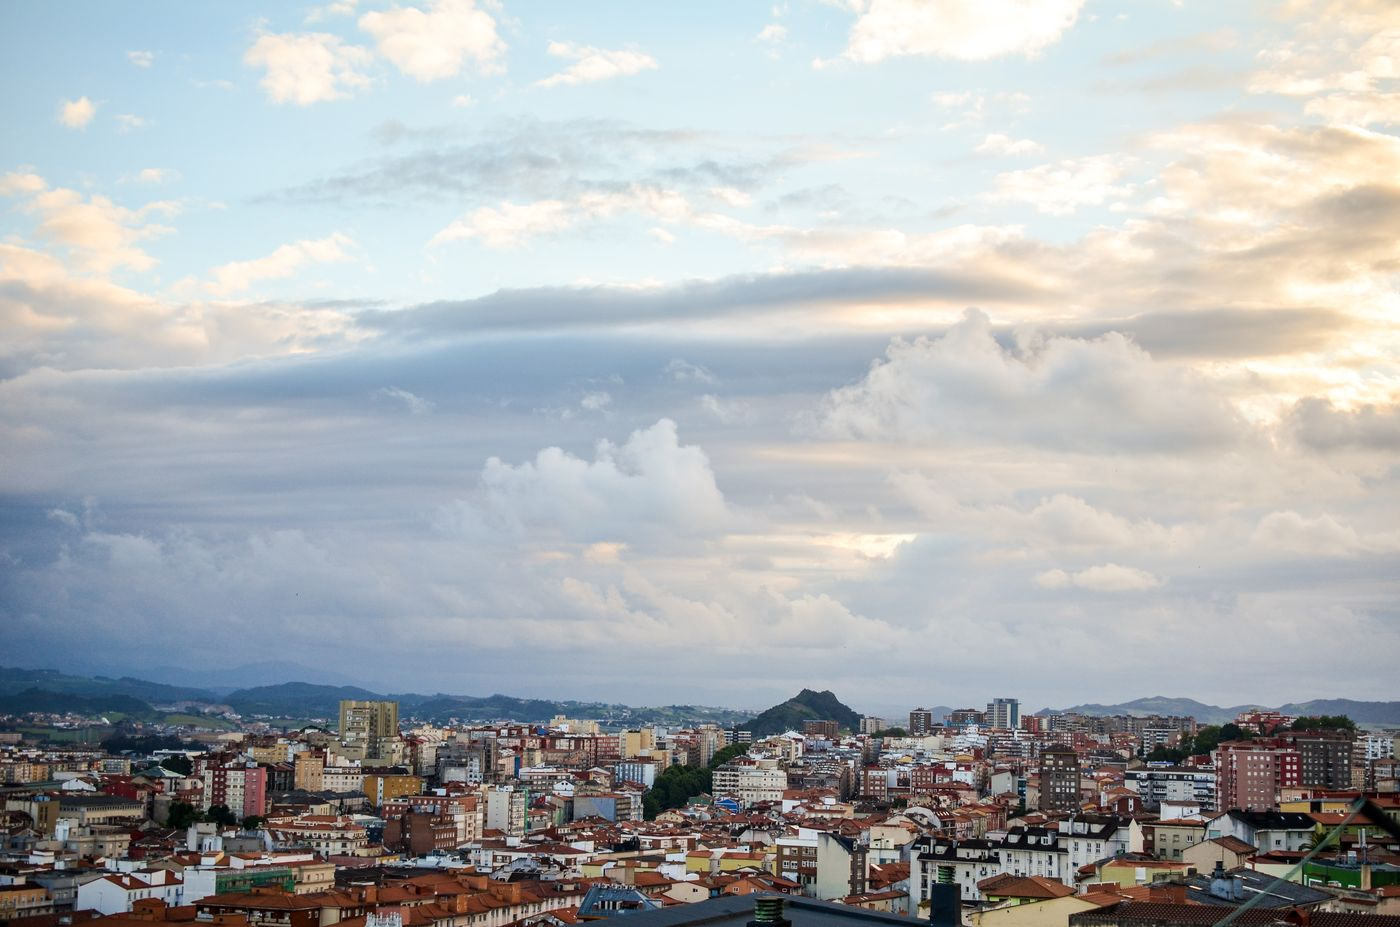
1,664,1398,728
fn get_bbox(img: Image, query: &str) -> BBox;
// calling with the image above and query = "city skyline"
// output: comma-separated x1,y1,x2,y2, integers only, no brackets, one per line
2,1,1398,708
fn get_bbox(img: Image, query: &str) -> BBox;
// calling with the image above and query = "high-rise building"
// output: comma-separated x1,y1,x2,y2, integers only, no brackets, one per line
338,699,399,761
909,708,934,735
1213,741,1301,811
803,719,839,738
860,716,886,735
202,762,266,820
986,698,1021,730
1280,729,1354,789
1038,746,1080,812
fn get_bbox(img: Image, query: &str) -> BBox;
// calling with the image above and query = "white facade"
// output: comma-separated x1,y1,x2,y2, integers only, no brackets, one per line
75,872,182,915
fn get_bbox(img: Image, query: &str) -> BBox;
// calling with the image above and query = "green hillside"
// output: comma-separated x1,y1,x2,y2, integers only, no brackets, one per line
743,688,861,737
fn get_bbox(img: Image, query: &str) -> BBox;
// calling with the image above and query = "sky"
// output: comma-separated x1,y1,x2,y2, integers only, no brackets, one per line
1,0,1398,717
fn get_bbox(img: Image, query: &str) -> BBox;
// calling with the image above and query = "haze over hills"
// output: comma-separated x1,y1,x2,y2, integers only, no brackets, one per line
2,666,1396,728
1043,695,1400,726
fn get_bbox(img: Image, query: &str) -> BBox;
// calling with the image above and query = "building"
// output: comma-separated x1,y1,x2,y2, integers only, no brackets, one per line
1280,730,1354,789
202,761,267,820
986,699,1021,731
804,720,840,739
338,700,399,761
1038,747,1080,812
909,709,934,736
360,772,422,809
712,760,788,806
1125,766,1217,811
860,717,886,735
1213,741,1301,811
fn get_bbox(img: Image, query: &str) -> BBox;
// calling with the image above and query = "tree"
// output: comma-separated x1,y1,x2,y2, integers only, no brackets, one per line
242,815,266,830
645,764,714,819
160,755,193,776
871,727,909,738
1292,715,1356,733
207,804,239,827
709,743,749,768
167,802,201,829
1219,723,1245,742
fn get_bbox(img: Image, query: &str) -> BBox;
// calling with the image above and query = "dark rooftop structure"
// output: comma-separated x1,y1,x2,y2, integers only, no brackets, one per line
1181,864,1331,909
607,894,915,927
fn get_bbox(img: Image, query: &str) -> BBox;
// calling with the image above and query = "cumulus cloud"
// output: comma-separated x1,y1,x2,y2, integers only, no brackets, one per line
244,31,374,105
359,0,505,82
819,308,1246,452
58,96,97,128
1285,398,1400,451
830,0,1084,64
205,233,355,295
1,174,177,274
1035,563,1164,591
535,41,658,88
987,154,1134,214
445,419,731,545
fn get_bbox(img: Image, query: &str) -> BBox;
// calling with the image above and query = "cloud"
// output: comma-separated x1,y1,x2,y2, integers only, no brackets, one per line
536,41,658,88
306,0,357,22
831,0,1084,64
359,0,505,82
1285,398,1400,452
58,96,97,129
428,186,691,248
580,391,612,412
1251,510,1400,556
374,386,434,414
3,175,178,274
114,114,149,132
1035,563,1164,591
665,358,717,383
444,419,731,544
818,308,1247,453
243,31,374,105
127,50,154,68
205,233,355,295
429,199,574,248
757,24,787,43
0,242,361,374
976,133,1044,156
987,154,1134,214
130,168,178,185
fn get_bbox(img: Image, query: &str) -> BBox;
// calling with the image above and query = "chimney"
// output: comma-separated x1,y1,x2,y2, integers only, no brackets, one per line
1231,877,1244,902
748,896,790,927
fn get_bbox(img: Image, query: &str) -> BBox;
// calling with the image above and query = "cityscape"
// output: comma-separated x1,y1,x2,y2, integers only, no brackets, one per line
4,1,1400,927
2,680,1400,927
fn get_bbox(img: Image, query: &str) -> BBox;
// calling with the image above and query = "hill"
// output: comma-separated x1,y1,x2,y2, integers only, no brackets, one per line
0,688,154,716
1279,699,1400,725
0,666,214,704
224,682,385,719
744,688,861,737
1041,696,1400,726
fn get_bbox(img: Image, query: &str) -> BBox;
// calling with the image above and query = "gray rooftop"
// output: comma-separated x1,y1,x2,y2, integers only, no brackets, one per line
612,894,913,927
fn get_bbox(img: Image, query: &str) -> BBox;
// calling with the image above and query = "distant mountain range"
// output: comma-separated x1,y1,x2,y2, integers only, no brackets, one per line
744,688,863,737
0,667,753,728
1042,696,1400,726
2,666,1395,730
